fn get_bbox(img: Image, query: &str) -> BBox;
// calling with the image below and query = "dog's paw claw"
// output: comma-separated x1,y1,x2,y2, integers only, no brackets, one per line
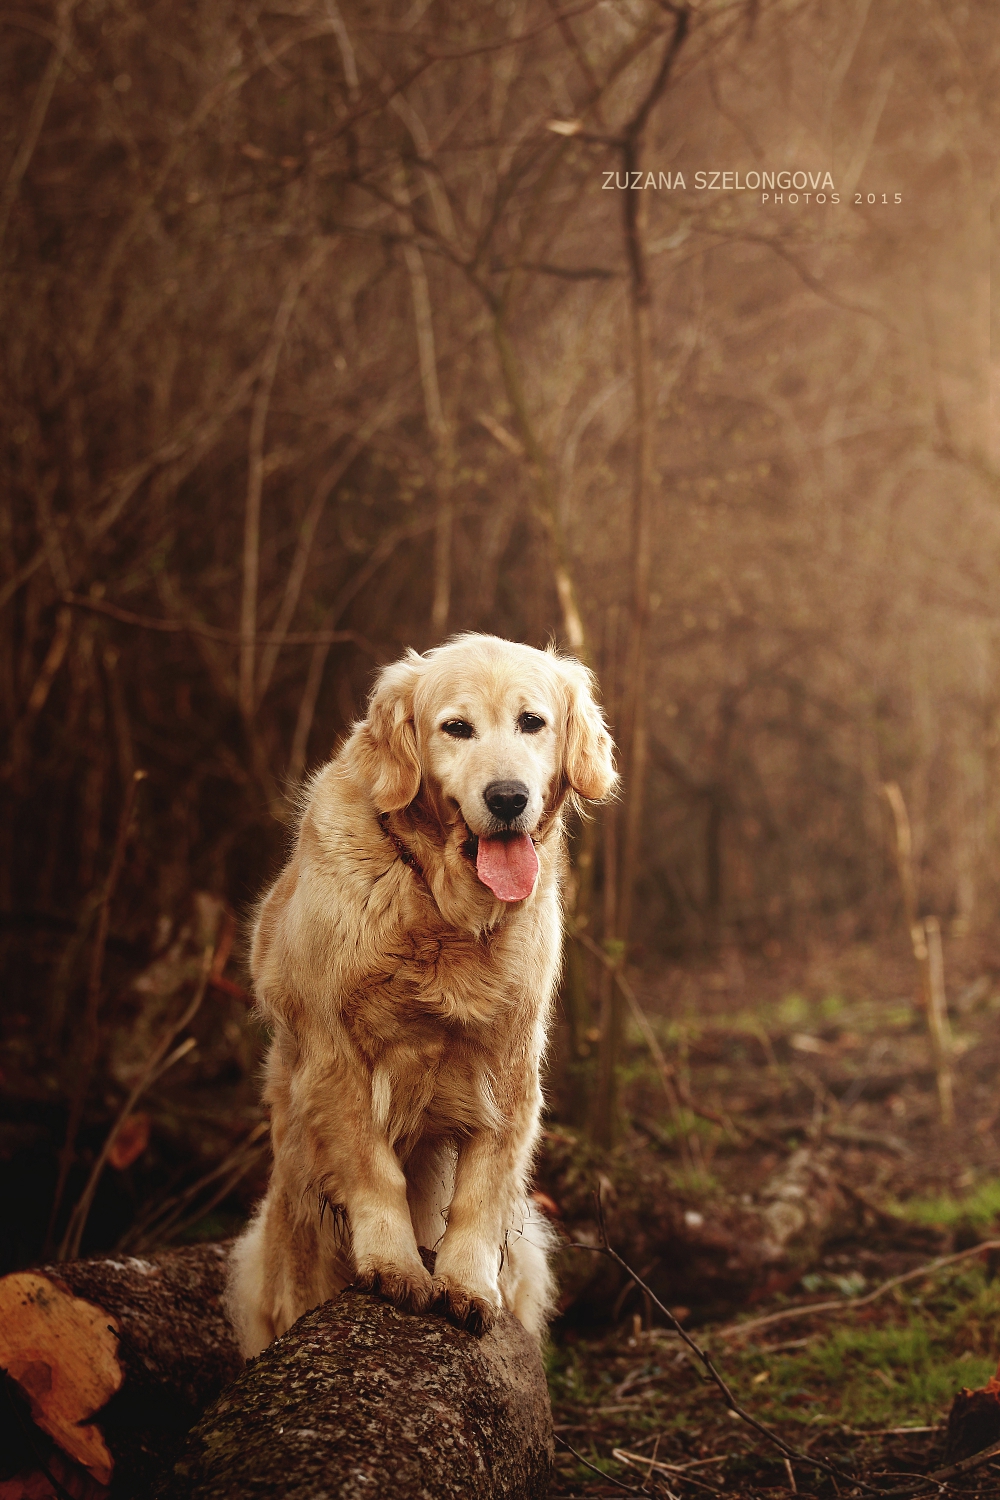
355,1263,433,1314
432,1275,500,1336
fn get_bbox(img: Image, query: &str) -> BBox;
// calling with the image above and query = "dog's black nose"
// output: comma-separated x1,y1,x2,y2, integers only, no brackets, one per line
483,780,529,823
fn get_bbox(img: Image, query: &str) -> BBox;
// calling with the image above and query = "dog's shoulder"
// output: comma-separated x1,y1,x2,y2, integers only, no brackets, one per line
251,759,412,1000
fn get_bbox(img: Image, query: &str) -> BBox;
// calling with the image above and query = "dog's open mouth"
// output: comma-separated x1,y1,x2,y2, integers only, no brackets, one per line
461,829,539,903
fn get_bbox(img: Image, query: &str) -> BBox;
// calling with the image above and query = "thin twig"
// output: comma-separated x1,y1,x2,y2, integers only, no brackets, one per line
47,768,146,1255
881,782,954,1126
254,385,400,704
0,546,47,612
122,1121,268,1251
241,246,331,719
149,1145,266,1247
570,1191,880,1494
1,606,73,780
118,1121,266,1246
613,1449,724,1494
287,513,443,780
58,946,213,1261
555,1433,645,1494
711,1239,1000,1342
63,593,379,653
0,0,78,249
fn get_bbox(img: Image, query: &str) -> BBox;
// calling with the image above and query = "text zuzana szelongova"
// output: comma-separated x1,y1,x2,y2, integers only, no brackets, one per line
602,169,841,204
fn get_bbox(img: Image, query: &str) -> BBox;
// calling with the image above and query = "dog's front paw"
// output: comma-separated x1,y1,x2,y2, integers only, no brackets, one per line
355,1260,434,1314
432,1274,501,1336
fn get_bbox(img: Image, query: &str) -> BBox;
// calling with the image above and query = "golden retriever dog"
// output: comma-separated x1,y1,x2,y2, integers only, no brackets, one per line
225,633,616,1356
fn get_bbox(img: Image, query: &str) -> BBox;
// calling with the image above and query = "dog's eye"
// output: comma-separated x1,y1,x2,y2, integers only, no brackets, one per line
518,712,545,735
441,719,474,739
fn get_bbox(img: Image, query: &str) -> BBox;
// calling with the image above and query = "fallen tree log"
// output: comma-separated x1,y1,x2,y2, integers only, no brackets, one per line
161,1287,554,1500
539,1131,857,1318
0,1243,242,1498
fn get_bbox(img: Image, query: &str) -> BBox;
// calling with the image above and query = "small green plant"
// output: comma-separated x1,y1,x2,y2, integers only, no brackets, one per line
778,993,809,1026
899,1178,1000,1230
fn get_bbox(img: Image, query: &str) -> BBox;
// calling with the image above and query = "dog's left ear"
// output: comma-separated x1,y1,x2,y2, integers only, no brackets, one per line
348,652,423,812
558,656,618,802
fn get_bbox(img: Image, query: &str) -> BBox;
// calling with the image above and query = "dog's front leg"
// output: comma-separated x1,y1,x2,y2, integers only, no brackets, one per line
432,1126,523,1335
337,1125,435,1314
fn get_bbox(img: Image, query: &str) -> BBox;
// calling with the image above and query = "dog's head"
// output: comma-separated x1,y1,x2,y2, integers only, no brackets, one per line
348,635,617,902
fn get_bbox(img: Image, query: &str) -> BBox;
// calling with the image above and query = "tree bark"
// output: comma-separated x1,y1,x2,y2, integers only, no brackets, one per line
0,1243,242,1498
161,1287,554,1500
541,1134,856,1317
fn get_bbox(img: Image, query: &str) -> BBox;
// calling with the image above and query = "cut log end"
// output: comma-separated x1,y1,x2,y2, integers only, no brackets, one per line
946,1372,1000,1464
0,1244,242,1499
0,1273,122,1485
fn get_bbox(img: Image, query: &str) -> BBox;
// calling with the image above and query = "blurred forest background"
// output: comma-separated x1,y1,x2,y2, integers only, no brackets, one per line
0,0,996,1293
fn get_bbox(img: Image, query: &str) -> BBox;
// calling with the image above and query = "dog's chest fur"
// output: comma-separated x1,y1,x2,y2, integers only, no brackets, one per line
340,864,558,1147
255,769,563,1153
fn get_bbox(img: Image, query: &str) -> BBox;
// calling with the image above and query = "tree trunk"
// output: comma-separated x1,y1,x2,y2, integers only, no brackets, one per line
0,1243,242,1498
160,1287,554,1500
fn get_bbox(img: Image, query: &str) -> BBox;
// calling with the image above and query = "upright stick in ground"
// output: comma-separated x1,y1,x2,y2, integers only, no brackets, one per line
881,782,954,1126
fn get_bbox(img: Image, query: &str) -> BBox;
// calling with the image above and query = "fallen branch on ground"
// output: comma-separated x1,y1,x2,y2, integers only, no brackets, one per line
546,1128,852,1317
555,1432,644,1494
878,1433,1000,1498
711,1238,1000,1342
613,1446,727,1494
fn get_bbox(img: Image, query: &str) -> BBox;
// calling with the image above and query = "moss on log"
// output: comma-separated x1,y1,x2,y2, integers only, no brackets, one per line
161,1287,554,1500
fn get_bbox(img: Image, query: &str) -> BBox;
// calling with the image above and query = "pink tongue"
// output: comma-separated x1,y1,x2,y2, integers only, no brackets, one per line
476,834,539,902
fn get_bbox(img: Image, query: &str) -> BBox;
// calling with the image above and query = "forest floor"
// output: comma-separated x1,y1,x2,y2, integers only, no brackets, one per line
544,932,1000,1498
3,922,1000,1496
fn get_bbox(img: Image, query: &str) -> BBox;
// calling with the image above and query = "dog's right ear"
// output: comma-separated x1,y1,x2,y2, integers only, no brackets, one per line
346,653,423,812
557,655,618,803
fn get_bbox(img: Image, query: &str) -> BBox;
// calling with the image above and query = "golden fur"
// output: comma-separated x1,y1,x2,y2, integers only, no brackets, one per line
225,634,617,1356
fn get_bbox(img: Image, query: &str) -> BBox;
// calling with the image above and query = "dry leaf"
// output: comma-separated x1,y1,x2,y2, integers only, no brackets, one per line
107,1112,150,1170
